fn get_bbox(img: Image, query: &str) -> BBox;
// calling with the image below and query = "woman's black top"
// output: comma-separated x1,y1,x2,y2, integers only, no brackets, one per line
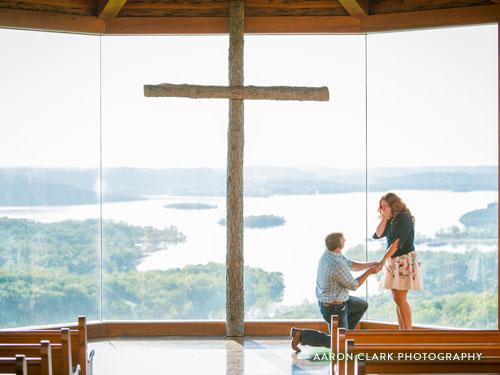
372,213,415,258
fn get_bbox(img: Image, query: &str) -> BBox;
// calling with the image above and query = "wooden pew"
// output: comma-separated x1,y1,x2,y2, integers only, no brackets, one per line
0,341,70,375
338,331,500,374
330,314,500,375
0,356,47,375
357,358,500,374
0,355,28,375
0,329,73,375
340,329,500,344
336,328,347,375
0,316,89,375
330,315,340,374
347,339,500,375
330,315,500,348
356,356,365,375
0,342,52,375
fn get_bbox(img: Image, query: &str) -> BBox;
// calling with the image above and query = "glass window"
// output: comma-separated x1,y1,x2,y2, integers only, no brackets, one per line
0,29,100,327
244,35,367,319
366,25,498,328
0,24,497,329
100,36,229,320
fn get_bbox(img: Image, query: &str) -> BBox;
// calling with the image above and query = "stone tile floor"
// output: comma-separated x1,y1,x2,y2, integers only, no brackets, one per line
89,336,331,374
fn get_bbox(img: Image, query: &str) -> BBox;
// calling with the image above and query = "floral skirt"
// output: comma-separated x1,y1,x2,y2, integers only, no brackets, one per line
381,251,423,290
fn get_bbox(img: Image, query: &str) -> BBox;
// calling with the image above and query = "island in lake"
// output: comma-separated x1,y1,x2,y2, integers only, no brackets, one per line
218,215,285,229
165,203,217,210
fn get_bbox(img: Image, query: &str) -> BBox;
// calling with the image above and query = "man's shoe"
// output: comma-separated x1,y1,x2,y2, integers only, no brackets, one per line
290,327,302,353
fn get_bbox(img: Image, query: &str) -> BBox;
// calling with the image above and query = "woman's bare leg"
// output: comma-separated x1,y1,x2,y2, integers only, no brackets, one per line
391,289,404,329
391,289,412,330
395,305,404,329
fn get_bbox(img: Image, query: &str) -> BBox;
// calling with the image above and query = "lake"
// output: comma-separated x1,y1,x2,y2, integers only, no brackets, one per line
0,190,497,305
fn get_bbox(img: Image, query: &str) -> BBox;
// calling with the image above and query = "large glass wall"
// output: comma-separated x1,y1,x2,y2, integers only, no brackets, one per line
100,36,229,320
0,29,100,327
366,25,498,328
243,35,367,319
0,25,497,328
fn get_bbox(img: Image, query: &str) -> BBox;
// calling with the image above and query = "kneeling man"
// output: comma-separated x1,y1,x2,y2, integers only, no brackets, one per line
291,232,381,352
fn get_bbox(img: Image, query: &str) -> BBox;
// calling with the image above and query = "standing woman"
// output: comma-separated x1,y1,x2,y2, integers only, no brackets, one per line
373,192,423,330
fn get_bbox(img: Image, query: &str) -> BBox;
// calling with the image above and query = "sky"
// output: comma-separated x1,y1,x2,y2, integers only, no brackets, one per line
0,24,497,169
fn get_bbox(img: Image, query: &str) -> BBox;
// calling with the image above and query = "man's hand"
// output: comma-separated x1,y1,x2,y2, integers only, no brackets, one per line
356,263,382,287
366,262,384,275
373,260,385,273
351,261,379,271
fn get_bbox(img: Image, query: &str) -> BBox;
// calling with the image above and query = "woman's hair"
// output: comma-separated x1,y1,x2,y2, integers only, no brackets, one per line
378,192,415,223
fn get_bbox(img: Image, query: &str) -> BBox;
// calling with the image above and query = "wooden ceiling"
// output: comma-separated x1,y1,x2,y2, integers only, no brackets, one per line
0,0,498,34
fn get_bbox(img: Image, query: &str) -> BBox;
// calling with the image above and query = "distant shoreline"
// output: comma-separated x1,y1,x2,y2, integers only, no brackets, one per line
0,166,497,206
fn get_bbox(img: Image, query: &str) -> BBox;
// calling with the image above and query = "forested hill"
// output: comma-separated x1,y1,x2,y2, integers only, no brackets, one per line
0,170,135,206
0,166,497,206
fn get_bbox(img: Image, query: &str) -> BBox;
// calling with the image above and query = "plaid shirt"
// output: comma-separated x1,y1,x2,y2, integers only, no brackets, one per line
315,250,359,303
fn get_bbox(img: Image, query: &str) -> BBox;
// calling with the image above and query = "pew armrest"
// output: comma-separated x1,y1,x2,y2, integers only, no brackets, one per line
88,349,95,375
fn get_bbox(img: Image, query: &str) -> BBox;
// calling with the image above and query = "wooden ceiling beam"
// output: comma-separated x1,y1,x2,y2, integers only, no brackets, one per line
116,0,347,17
97,0,128,20
105,15,361,34
106,5,499,34
337,0,370,18
105,16,230,34
361,4,500,32
0,4,498,35
0,8,105,34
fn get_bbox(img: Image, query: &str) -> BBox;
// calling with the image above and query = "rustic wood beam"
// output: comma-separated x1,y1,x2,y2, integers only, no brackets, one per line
245,15,361,33
337,0,369,18
144,84,329,101
0,0,94,17
105,5,499,34
361,4,500,32
105,15,360,34
116,0,345,17
0,4,498,35
97,0,128,21
0,8,105,34
226,0,245,338
105,16,228,34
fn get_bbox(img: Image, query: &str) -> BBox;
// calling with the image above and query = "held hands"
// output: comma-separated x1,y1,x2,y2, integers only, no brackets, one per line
368,260,384,274
374,260,384,273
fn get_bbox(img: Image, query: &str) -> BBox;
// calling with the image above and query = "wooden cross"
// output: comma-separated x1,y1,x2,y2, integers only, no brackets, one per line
144,0,330,337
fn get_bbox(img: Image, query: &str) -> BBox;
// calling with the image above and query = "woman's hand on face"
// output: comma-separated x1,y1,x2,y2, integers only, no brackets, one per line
380,210,390,220
379,200,392,220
